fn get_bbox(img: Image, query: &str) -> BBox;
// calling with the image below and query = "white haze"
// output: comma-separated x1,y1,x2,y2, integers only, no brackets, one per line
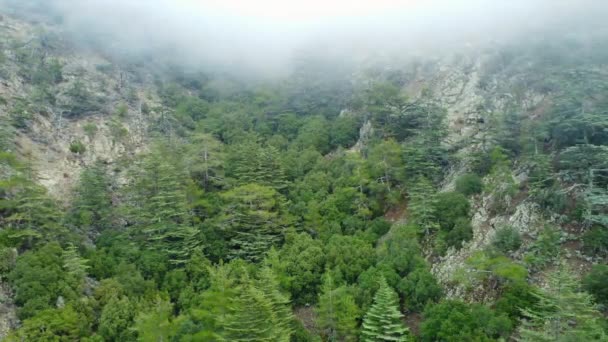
3,0,608,76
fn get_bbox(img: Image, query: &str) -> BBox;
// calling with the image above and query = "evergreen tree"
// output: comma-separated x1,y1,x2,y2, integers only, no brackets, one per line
68,163,113,233
316,271,361,341
62,244,89,279
127,147,200,265
220,285,279,341
408,177,439,235
216,184,292,262
517,262,606,341
257,266,294,339
1,154,65,247
226,141,287,191
98,295,136,341
361,277,409,342
134,297,176,341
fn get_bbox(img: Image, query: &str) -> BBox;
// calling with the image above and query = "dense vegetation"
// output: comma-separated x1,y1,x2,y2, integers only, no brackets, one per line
1,11,608,342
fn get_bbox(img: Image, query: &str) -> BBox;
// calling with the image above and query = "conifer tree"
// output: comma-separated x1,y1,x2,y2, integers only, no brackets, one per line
517,261,606,341
227,141,287,191
62,244,89,279
217,183,292,262
316,271,361,341
68,163,113,233
257,266,294,340
127,148,200,265
408,177,439,235
361,277,409,342
220,285,278,342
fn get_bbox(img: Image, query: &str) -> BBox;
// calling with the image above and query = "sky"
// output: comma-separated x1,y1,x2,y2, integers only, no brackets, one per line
4,0,608,76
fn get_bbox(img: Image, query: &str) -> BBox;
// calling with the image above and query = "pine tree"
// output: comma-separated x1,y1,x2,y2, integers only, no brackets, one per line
62,244,89,279
316,271,361,341
134,297,175,342
220,285,278,341
257,266,294,340
217,184,292,262
1,153,65,246
127,148,200,265
227,141,287,191
361,277,409,342
517,261,606,341
408,177,439,235
68,163,113,233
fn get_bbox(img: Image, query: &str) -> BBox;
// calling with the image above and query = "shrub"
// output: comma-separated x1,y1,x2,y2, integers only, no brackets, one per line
434,191,470,231
582,226,608,258
492,226,522,254
115,103,128,117
455,173,483,196
420,300,512,341
83,123,97,140
583,265,608,308
445,217,473,248
524,226,562,268
69,140,86,154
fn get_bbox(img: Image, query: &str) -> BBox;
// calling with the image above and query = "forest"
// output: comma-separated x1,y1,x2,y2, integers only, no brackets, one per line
1,1,608,341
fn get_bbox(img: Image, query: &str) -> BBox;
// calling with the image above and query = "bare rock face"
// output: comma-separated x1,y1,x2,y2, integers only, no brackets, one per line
349,119,374,153
431,195,541,299
0,281,18,340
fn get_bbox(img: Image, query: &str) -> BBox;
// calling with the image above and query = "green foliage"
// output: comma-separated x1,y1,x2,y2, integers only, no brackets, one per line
455,173,483,196
216,183,292,262
331,115,360,148
434,192,470,231
9,243,81,319
420,300,512,342
64,80,103,117
99,295,136,341
524,226,562,268
126,147,200,265
115,102,129,117
226,141,287,190
273,231,325,305
361,277,409,342
491,226,522,254
466,251,528,286
325,235,375,283
398,268,443,312
134,297,176,342
408,177,439,235
494,281,538,321
316,271,361,341
8,305,90,341
69,140,86,154
67,163,113,233
83,122,98,140
583,226,608,258
518,262,607,341
583,265,608,308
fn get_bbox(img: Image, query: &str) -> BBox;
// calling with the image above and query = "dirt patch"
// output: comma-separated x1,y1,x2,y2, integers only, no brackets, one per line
404,312,422,336
384,200,408,223
294,306,319,335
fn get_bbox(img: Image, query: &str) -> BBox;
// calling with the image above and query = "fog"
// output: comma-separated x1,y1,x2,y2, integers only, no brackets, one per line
3,0,608,76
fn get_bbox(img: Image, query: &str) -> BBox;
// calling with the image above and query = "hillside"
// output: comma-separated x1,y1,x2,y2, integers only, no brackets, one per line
1,4,608,341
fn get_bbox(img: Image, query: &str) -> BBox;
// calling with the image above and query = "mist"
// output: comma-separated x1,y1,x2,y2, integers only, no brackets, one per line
3,0,608,77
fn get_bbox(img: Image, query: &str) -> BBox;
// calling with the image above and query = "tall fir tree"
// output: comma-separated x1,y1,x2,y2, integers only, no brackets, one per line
361,277,409,342
517,261,606,341
316,270,361,341
216,183,292,262
257,266,294,340
68,163,113,234
127,147,200,265
408,177,439,235
220,285,280,342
